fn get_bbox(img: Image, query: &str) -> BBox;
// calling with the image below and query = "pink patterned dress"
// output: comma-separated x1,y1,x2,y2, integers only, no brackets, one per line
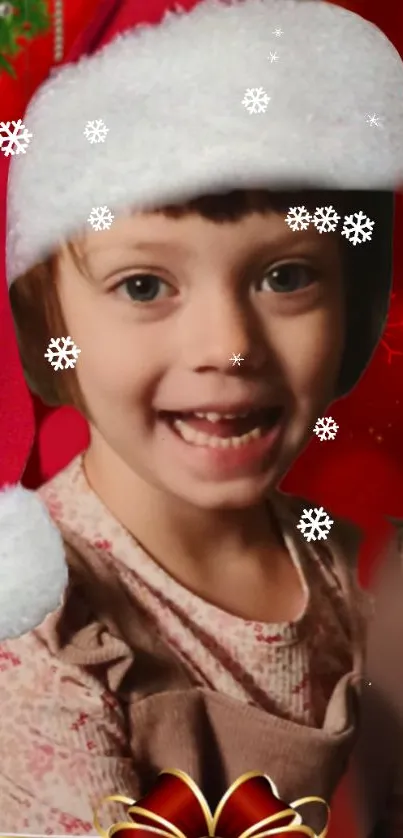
0,455,360,834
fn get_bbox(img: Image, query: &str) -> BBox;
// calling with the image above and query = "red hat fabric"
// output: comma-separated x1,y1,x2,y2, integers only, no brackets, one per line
66,0,201,59
0,157,32,486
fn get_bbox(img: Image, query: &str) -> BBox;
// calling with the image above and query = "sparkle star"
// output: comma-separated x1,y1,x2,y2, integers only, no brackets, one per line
272,27,284,37
366,113,382,128
230,353,244,366
268,51,279,63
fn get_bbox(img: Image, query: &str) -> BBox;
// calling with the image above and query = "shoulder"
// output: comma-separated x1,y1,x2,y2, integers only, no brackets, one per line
381,517,403,568
34,454,135,676
276,490,362,571
0,617,95,714
366,522,403,709
276,492,370,646
370,519,403,599
0,576,129,720
37,453,84,509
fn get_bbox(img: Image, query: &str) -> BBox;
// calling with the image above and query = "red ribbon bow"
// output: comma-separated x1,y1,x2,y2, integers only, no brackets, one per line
94,770,329,838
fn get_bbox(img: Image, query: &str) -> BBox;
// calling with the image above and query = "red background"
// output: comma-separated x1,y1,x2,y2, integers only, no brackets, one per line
1,0,403,584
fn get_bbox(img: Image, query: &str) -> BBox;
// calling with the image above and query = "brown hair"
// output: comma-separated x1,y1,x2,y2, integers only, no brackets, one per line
9,188,394,415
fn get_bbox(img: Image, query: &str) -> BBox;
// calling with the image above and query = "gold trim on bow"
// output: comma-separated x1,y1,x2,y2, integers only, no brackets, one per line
94,770,330,838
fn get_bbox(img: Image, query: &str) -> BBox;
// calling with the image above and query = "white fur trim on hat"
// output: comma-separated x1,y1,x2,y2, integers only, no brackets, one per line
0,485,68,639
6,0,403,284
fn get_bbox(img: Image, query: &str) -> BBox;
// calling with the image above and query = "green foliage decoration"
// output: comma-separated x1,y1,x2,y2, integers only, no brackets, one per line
0,0,50,78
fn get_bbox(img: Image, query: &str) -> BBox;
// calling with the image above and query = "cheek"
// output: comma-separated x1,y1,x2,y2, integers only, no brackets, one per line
79,339,161,411
60,299,153,406
76,343,135,403
269,307,344,400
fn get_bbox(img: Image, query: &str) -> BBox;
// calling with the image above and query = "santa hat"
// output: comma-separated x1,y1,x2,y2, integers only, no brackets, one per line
1,0,403,640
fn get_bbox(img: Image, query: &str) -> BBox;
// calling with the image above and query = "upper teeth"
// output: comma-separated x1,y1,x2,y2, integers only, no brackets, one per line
194,412,249,421
173,418,263,448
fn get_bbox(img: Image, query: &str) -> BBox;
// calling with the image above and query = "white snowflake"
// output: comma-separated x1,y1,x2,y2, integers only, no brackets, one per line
83,119,109,143
268,51,278,63
313,416,339,441
229,353,244,366
0,120,32,156
296,507,334,543
312,206,341,234
341,211,375,246
366,113,382,128
273,27,284,37
242,88,271,114
88,206,115,231
285,206,312,232
44,337,81,371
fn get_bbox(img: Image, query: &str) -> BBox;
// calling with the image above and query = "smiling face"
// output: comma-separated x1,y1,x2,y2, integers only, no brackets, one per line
55,206,344,509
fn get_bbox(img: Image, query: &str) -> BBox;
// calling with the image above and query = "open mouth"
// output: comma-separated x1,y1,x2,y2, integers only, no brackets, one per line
159,407,283,449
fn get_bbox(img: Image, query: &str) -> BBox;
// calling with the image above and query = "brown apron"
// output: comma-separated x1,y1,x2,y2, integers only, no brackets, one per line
46,532,399,837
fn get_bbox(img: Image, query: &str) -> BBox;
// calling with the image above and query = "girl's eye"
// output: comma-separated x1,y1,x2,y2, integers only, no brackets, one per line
116,273,173,303
257,263,317,294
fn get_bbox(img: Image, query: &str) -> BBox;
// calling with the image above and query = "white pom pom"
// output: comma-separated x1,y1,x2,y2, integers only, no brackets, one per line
0,485,68,640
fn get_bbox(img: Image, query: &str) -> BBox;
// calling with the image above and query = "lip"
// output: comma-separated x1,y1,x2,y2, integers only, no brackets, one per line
157,413,284,476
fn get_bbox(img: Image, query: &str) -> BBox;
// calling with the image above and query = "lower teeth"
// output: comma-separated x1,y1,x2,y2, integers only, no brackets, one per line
172,418,263,448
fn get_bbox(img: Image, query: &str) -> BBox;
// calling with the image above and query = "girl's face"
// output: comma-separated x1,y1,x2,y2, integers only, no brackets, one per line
57,208,344,509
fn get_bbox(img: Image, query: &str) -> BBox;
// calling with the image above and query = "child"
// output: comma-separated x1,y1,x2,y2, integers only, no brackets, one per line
0,0,403,835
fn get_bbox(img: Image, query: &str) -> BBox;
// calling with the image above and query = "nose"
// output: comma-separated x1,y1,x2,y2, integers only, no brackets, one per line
187,290,267,373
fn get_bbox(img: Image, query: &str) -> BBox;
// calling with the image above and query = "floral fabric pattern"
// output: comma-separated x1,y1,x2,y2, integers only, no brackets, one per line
0,455,356,833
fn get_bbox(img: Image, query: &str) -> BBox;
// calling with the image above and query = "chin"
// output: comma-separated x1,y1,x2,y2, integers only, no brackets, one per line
173,474,278,511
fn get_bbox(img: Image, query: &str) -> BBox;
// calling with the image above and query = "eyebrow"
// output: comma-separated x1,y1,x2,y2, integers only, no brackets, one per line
83,226,333,264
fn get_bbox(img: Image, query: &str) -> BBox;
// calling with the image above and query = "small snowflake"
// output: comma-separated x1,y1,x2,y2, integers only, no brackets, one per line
44,337,81,371
312,206,341,234
366,113,383,128
88,206,115,231
296,507,334,543
83,119,109,144
242,87,271,114
285,206,312,232
0,119,32,156
313,416,339,441
341,211,375,246
229,353,244,366
273,27,284,37
268,51,278,63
